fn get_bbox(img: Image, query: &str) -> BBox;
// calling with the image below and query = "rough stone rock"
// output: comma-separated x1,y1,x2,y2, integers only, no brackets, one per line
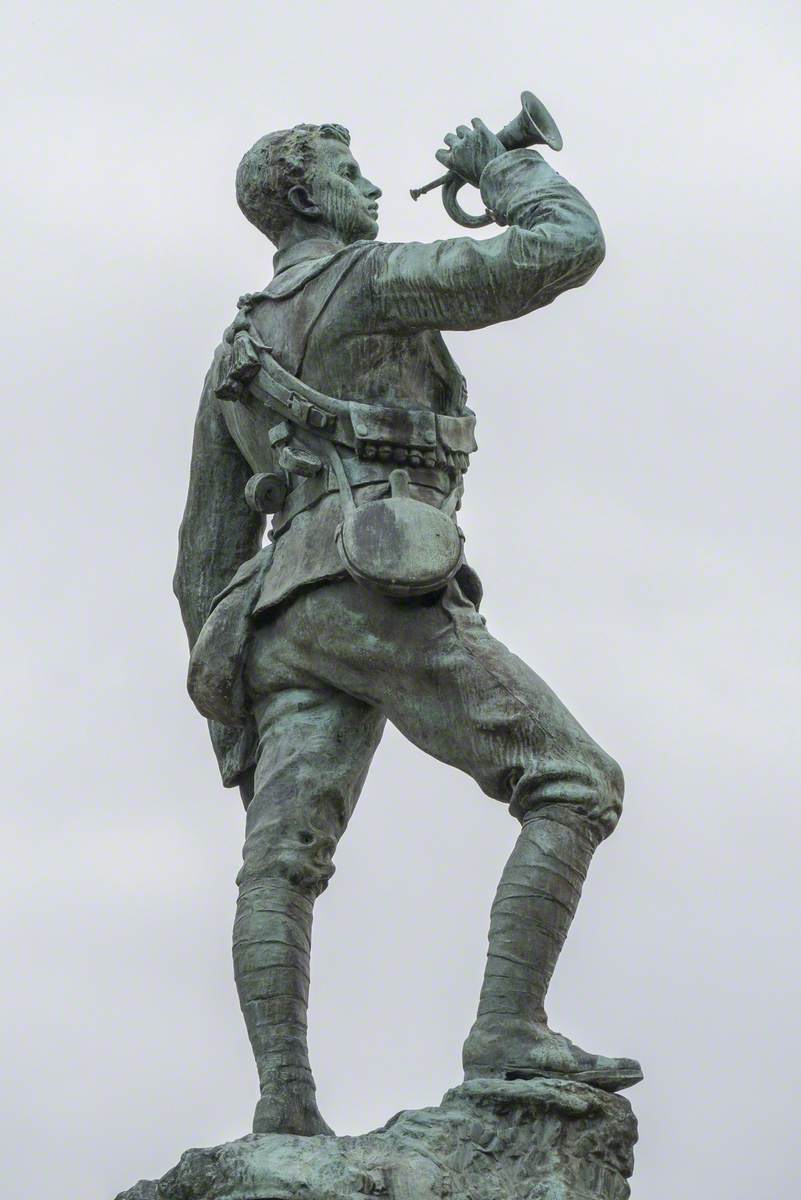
114,1078,637,1200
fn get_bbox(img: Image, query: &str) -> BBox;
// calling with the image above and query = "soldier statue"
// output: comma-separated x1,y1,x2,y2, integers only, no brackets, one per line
174,100,642,1139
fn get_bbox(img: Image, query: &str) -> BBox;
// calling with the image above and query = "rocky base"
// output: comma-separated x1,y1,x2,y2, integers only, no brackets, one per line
115,1078,637,1200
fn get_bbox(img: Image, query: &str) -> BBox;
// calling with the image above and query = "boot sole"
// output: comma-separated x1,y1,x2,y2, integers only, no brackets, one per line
463,1063,643,1093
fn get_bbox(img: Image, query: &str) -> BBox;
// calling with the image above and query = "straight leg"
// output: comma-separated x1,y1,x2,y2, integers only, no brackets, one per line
234,681,385,1134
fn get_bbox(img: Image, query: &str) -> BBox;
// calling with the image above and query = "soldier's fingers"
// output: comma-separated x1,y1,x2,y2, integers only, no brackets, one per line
456,124,471,138
443,132,458,148
435,148,453,168
471,117,493,135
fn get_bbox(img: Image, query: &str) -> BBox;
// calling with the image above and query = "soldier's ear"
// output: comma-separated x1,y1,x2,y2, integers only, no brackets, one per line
287,185,322,220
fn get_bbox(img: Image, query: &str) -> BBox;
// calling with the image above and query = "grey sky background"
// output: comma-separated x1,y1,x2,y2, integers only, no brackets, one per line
2,2,799,1196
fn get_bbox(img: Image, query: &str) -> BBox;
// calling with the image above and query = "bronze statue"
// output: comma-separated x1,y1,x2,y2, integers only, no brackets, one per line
174,93,642,1142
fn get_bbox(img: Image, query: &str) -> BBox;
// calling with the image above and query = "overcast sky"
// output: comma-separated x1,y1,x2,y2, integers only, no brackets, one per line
2,2,799,1197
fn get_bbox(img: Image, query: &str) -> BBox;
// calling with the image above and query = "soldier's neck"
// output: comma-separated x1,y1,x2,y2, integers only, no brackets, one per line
276,218,346,257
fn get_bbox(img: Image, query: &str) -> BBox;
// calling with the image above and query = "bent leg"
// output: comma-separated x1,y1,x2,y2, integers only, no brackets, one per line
234,680,385,1135
361,589,637,1086
258,579,623,834
388,589,638,1088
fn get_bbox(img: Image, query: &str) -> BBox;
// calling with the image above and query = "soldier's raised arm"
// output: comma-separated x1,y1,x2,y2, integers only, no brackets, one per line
360,120,604,334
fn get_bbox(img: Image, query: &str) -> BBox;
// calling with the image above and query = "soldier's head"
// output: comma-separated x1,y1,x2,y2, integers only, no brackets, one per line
236,123,381,249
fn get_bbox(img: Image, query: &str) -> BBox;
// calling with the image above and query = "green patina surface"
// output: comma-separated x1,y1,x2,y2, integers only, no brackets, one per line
116,1078,638,1200
160,95,641,1190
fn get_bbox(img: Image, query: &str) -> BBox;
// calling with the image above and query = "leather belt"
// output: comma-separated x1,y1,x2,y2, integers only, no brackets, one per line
271,459,452,538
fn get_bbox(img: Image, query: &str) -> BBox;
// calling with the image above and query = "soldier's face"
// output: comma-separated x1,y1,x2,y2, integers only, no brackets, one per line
309,139,382,243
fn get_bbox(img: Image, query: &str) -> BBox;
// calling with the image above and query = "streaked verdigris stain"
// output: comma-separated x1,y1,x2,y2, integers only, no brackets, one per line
117,92,641,1200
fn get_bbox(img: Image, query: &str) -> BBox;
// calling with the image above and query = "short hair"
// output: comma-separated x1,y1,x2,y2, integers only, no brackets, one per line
236,123,351,245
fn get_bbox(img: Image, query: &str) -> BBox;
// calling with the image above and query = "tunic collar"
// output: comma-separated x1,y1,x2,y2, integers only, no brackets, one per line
272,237,346,276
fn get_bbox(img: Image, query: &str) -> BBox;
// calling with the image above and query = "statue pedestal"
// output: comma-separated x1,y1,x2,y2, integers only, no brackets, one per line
115,1078,637,1200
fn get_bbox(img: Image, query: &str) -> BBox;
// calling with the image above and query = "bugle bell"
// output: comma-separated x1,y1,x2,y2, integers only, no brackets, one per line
410,90,563,229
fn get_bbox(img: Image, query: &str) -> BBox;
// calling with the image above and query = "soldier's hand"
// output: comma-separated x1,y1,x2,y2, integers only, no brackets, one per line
435,118,506,187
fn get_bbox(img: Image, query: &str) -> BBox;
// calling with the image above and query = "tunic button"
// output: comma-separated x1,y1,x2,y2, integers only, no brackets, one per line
424,429,437,444
355,422,369,437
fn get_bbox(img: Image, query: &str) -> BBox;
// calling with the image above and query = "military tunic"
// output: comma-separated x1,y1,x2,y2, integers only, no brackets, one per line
176,148,607,795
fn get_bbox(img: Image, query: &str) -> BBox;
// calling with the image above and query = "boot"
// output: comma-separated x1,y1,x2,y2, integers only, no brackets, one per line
462,810,642,1092
233,879,334,1135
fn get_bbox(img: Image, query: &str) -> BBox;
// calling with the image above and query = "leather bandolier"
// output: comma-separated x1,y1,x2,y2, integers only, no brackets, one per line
212,325,477,536
210,312,480,603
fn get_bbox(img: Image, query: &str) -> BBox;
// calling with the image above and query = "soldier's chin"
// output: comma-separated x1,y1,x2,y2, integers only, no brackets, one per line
336,212,378,243
359,213,379,241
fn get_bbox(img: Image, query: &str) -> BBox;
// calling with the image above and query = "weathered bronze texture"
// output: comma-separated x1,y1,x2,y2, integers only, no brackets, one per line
411,89,563,226
148,100,642,1198
117,1078,637,1200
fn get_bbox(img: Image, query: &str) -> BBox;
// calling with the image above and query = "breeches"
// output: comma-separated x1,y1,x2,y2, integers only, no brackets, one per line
240,578,623,897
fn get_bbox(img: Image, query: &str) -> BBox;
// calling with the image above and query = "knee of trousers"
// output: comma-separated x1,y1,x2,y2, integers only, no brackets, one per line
509,746,625,842
237,816,340,898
